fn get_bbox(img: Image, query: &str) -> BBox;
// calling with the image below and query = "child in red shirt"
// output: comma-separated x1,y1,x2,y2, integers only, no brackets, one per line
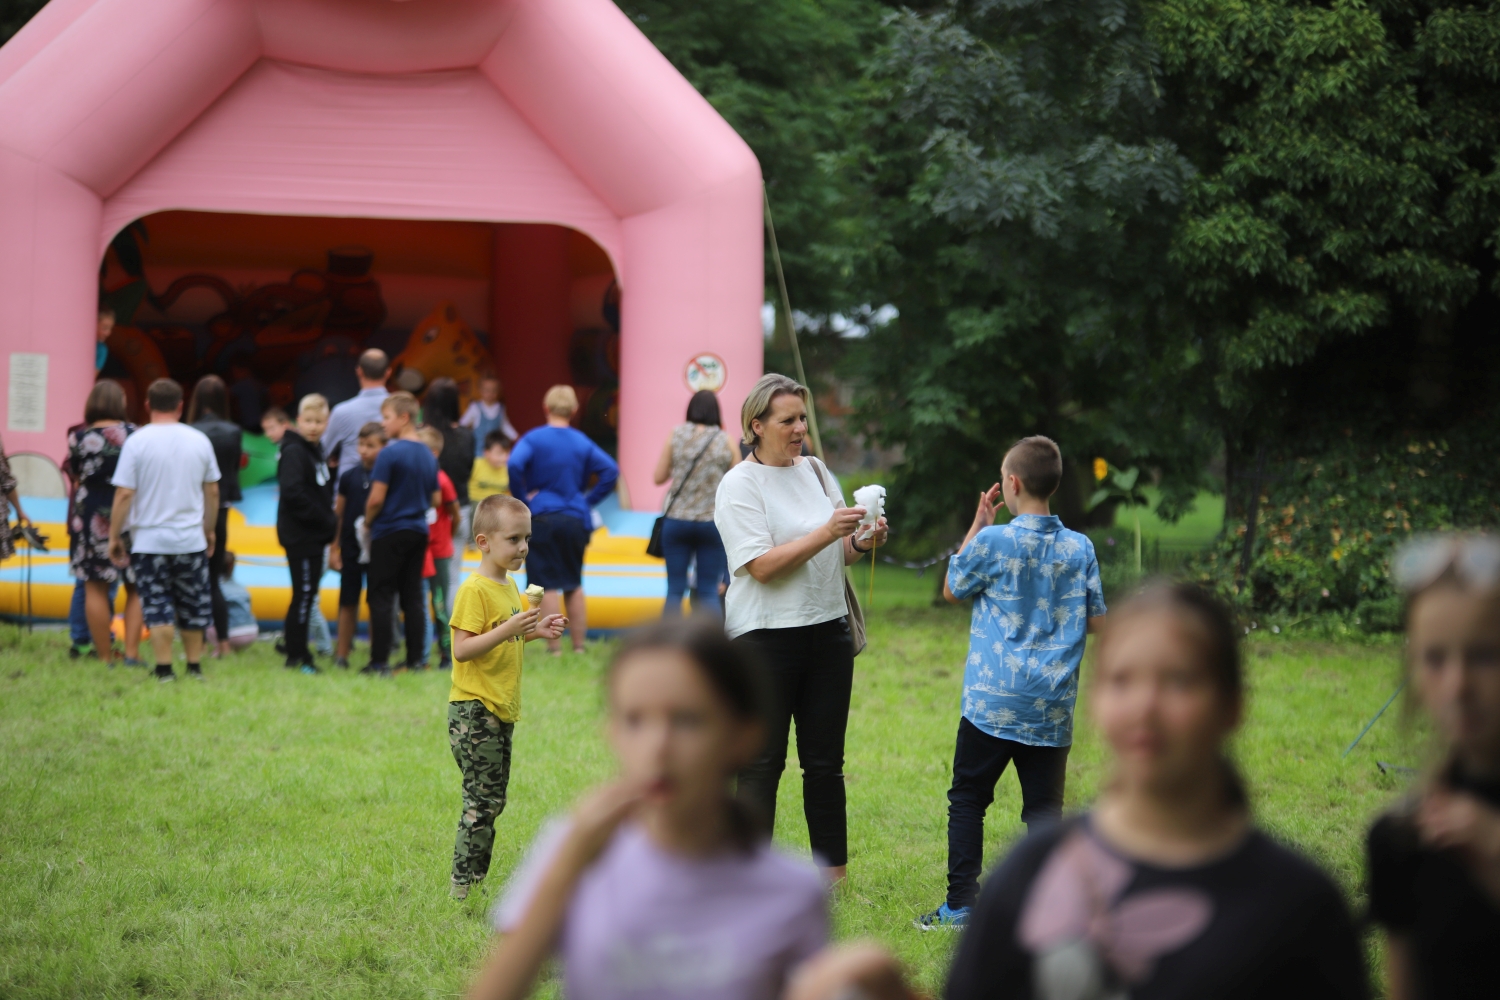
420,427,461,669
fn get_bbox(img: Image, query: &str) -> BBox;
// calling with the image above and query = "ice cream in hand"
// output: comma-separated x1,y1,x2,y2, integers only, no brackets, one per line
525,584,545,608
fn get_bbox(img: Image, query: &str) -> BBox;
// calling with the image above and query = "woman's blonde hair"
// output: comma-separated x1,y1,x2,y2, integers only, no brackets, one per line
739,373,808,447
544,384,579,417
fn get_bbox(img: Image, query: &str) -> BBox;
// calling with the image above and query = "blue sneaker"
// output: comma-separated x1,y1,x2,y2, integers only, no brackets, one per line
914,902,970,931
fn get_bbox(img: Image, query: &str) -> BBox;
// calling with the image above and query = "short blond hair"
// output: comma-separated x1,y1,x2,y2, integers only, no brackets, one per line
381,390,420,422
543,384,578,417
417,425,444,455
740,373,808,447
472,493,530,541
298,393,329,419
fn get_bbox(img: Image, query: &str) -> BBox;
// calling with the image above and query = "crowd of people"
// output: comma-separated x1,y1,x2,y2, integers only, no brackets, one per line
42,347,616,679
4,361,1496,999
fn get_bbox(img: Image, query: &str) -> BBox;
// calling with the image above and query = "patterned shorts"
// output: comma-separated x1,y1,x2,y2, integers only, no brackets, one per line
132,551,212,629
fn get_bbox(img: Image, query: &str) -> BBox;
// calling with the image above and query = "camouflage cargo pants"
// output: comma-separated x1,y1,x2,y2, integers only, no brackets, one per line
448,699,515,886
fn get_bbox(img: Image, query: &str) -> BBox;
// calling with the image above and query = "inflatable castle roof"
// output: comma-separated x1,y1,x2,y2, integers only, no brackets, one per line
0,0,764,510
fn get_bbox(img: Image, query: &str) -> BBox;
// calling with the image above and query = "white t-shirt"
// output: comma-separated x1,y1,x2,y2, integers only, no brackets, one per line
112,422,221,554
714,457,848,638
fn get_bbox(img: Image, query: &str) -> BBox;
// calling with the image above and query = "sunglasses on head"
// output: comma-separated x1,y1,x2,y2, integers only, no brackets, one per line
1391,534,1500,594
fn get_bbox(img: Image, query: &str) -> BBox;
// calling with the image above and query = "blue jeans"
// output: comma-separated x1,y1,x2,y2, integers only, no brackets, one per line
661,518,727,617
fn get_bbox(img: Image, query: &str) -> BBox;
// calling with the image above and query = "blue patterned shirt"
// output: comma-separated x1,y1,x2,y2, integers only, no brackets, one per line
947,514,1106,747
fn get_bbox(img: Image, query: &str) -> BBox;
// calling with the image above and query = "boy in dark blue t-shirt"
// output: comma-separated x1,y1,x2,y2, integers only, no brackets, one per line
362,392,438,674
329,421,385,668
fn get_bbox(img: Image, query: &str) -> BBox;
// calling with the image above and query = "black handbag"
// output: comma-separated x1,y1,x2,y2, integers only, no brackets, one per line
646,430,720,559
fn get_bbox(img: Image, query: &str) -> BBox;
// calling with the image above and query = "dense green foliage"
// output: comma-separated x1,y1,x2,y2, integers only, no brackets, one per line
0,0,46,43
839,0,1216,551
619,0,890,318
1193,427,1500,627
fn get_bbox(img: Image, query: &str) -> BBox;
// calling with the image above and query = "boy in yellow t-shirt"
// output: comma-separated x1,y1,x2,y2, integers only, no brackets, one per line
446,493,566,899
469,429,511,504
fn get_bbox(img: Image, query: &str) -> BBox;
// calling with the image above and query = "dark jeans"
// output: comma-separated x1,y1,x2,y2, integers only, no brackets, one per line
208,506,230,640
661,518,728,617
282,545,324,664
946,716,1070,909
368,529,427,666
736,617,855,867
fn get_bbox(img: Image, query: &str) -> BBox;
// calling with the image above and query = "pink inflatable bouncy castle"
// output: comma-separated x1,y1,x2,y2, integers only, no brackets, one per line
0,0,764,512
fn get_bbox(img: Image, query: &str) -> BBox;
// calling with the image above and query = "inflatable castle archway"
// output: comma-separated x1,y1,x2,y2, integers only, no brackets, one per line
0,0,764,627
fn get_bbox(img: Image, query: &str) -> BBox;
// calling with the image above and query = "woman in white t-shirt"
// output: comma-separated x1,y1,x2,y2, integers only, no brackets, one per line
713,374,887,882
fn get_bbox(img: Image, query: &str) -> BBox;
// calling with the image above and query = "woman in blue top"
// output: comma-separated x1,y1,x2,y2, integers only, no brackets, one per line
508,385,618,654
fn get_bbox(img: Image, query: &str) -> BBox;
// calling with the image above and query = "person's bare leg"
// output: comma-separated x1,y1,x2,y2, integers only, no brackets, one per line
217,638,231,658
149,623,175,666
123,587,142,660
823,865,847,885
182,629,205,664
540,590,563,654
336,607,356,660
565,588,587,653
84,581,116,662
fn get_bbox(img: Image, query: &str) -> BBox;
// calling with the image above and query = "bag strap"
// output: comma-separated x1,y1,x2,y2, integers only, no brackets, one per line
806,455,839,506
661,429,719,518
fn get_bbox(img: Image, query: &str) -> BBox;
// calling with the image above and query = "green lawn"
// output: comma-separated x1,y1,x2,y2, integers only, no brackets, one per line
0,609,1415,998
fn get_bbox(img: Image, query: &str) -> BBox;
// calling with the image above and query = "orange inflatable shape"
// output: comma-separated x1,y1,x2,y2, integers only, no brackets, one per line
392,301,491,406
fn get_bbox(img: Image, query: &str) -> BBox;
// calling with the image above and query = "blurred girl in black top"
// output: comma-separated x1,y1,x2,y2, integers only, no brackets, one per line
1367,535,1500,1000
943,582,1365,1000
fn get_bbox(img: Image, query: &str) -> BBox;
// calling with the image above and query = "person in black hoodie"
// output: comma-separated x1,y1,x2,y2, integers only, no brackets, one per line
189,376,244,659
422,377,476,599
278,393,336,672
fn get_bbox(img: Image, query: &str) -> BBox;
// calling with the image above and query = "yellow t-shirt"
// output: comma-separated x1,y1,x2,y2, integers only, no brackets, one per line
470,457,509,503
448,573,525,722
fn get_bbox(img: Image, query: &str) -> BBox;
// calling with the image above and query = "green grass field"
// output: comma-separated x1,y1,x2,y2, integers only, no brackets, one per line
0,605,1417,998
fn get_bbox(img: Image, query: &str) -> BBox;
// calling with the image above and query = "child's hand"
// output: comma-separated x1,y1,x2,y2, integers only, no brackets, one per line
972,483,1003,531
497,607,541,641
328,546,342,571
561,780,647,869
532,614,568,640
1418,789,1500,900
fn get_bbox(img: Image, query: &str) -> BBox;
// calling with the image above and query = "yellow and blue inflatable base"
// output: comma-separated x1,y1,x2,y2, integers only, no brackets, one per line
1,489,681,632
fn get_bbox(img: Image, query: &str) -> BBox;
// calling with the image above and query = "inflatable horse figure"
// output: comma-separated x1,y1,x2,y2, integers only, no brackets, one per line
390,301,491,406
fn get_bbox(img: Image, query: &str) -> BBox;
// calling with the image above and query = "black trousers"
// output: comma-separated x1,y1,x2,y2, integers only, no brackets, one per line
946,716,1070,909
208,506,230,639
736,617,855,867
367,529,427,667
282,545,324,664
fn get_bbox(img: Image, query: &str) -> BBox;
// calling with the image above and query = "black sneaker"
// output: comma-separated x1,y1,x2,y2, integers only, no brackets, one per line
155,666,177,683
187,664,203,679
437,655,451,671
334,657,350,670
359,662,391,677
274,639,287,656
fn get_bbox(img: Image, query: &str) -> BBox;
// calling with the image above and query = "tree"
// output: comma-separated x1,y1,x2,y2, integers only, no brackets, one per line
1152,0,1500,505
1,0,47,44
619,0,891,321
837,0,1210,550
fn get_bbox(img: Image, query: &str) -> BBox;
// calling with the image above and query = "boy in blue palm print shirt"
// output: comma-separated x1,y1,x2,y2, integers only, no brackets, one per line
916,436,1106,931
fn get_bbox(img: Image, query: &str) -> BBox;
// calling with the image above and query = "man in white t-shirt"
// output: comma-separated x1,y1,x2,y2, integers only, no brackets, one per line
109,378,221,683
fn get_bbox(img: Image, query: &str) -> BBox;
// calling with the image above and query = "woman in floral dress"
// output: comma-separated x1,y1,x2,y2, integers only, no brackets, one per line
67,380,141,663
0,439,27,562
